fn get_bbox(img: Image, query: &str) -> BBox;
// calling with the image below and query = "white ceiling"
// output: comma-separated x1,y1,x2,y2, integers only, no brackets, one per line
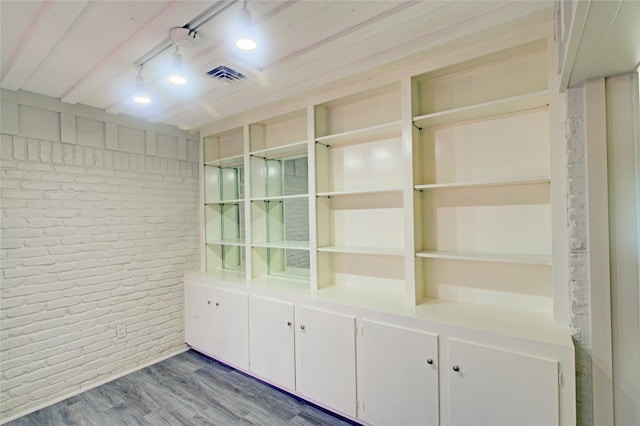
1,1,637,132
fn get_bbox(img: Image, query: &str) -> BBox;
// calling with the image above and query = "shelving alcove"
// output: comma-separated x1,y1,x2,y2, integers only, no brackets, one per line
187,38,576,426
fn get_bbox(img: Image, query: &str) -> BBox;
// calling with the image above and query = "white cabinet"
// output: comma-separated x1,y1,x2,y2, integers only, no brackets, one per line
194,37,575,426
446,338,559,426
295,305,357,417
359,319,439,426
184,280,215,356
249,296,295,390
214,288,249,370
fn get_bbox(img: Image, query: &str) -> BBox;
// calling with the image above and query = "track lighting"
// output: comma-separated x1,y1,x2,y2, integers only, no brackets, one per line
133,66,151,104
168,46,187,85
236,0,257,51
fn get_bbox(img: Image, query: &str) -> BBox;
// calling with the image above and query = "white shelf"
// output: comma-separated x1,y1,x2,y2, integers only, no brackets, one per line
205,240,246,247
416,250,552,266
251,194,308,202
415,177,550,191
317,188,402,198
204,155,244,168
412,91,548,128
318,245,404,256
252,240,310,250
205,199,244,205
250,140,308,160
315,120,402,148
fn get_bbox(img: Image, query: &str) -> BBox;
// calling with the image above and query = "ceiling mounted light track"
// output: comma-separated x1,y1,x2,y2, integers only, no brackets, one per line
169,27,200,49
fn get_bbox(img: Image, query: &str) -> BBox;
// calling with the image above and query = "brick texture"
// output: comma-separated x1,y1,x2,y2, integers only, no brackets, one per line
565,85,593,426
0,135,199,421
284,157,310,268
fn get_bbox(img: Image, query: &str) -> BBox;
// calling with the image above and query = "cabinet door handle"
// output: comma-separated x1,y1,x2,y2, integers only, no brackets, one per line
215,302,219,307
300,325,305,330
207,300,211,305
452,365,460,372
426,359,434,365
287,321,292,326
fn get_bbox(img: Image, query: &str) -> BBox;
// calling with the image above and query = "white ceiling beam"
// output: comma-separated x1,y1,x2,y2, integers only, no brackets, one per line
149,1,551,128
1,0,89,91
59,1,198,105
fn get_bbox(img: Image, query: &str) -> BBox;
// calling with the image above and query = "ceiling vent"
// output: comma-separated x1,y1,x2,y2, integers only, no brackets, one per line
206,65,247,85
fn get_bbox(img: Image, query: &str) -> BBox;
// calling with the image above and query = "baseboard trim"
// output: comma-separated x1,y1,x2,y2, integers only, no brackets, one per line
1,346,189,425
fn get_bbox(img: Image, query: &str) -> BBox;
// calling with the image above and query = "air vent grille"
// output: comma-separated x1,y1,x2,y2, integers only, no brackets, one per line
206,65,247,84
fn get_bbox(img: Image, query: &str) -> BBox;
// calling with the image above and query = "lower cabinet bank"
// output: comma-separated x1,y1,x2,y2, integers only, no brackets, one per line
184,273,576,426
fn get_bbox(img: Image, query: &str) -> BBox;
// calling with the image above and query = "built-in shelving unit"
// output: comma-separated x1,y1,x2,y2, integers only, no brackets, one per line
411,42,552,312
194,38,576,426
203,128,246,273
247,109,311,282
200,40,556,315
314,84,405,297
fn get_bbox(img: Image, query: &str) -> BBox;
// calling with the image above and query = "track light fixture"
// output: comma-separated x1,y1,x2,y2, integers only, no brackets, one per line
168,46,187,85
133,66,151,104
236,0,257,51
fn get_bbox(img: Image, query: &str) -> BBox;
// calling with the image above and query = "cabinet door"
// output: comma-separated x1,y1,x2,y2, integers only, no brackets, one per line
360,320,439,426
448,338,559,426
295,306,357,417
249,296,295,390
184,280,215,356
214,288,249,370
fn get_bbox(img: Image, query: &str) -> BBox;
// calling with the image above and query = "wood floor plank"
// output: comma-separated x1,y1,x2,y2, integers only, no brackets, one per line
7,350,359,426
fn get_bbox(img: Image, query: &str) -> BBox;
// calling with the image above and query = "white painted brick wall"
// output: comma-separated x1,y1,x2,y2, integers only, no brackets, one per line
284,157,310,268
0,129,199,420
565,85,593,426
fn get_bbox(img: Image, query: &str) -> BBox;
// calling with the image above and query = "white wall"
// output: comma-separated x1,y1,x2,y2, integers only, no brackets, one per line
606,72,640,426
0,90,200,422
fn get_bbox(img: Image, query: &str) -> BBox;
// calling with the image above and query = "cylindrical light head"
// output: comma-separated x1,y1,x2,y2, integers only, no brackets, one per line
133,74,151,104
168,49,187,85
236,6,257,51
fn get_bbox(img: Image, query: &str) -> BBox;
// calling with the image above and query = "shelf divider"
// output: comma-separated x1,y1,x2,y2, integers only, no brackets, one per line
412,91,548,128
204,154,244,168
252,240,310,250
414,177,550,191
205,240,246,247
416,250,552,266
315,120,402,148
318,245,405,256
317,188,403,198
250,140,308,160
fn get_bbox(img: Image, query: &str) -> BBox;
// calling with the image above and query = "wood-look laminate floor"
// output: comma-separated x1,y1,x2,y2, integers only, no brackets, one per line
8,350,358,426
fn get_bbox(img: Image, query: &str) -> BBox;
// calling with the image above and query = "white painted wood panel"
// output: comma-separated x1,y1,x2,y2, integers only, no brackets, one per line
295,306,357,417
417,109,550,185
414,49,547,115
319,137,403,193
317,192,404,250
316,86,400,136
421,258,553,312
447,338,559,426
184,281,215,356
249,296,295,390
214,288,249,370
421,188,551,256
360,319,439,426
203,128,243,163
249,109,307,152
